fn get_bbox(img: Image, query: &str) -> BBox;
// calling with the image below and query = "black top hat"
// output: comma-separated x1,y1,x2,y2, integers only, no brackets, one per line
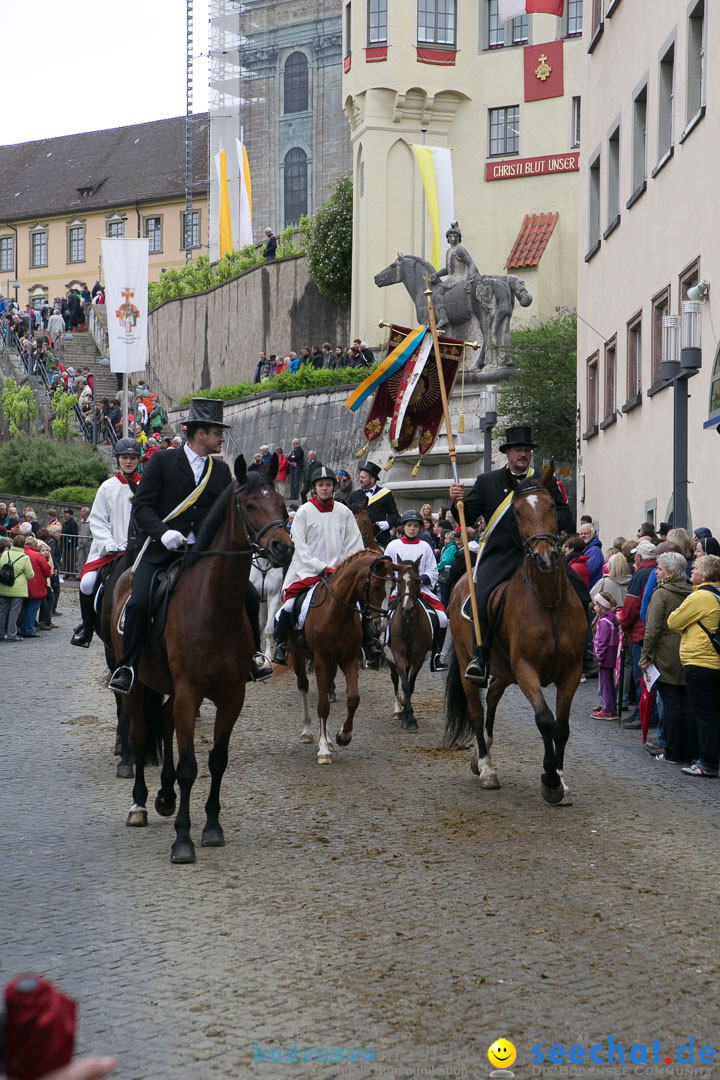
358,460,381,480
186,398,231,429
498,425,538,453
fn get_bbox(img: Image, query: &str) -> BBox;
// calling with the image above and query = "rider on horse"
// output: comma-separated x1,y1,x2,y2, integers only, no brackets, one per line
272,466,384,666
71,437,142,649
108,398,273,695
350,460,400,550
432,222,480,331
384,509,449,671
449,425,585,686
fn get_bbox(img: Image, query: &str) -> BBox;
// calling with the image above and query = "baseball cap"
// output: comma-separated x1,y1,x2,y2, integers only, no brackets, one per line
631,540,657,558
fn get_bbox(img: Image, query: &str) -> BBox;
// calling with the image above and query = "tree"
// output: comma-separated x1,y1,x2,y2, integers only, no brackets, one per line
0,377,37,436
306,174,352,306
498,314,577,465
51,391,79,441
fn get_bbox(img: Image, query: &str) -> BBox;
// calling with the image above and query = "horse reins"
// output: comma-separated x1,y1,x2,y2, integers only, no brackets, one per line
311,555,394,619
187,482,289,560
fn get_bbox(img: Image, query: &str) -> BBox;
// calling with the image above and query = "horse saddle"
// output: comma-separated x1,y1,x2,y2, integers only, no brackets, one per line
117,558,184,640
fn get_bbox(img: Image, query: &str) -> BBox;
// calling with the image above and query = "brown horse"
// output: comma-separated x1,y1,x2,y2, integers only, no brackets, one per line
110,457,293,863
351,497,382,552
444,465,587,804
386,559,433,731
289,550,395,763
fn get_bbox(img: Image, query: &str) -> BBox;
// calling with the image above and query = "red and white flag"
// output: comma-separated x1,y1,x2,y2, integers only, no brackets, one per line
499,0,564,22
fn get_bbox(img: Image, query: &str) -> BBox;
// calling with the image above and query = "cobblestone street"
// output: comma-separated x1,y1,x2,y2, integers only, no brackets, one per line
3,588,719,1080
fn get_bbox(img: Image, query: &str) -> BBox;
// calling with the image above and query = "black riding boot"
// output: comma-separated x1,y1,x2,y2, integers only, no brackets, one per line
71,590,95,648
362,617,385,669
245,582,273,682
431,626,448,672
272,605,292,666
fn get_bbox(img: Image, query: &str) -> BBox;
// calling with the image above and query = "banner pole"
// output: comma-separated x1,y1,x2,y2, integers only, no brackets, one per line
423,278,483,650
122,373,129,440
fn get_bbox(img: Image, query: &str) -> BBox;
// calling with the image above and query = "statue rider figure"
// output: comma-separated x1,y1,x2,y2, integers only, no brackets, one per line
432,222,480,331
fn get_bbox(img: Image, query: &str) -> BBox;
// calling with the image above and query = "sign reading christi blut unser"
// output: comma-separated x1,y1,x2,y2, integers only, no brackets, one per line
485,152,579,182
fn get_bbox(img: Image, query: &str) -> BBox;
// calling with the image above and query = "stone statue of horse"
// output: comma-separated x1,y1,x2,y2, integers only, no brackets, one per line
469,274,533,367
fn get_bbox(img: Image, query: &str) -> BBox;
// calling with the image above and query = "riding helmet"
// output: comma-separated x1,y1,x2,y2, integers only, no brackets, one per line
311,466,337,485
114,438,142,457
401,509,424,525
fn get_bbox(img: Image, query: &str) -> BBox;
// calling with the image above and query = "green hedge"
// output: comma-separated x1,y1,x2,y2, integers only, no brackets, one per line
0,435,107,496
46,485,101,505
181,364,376,405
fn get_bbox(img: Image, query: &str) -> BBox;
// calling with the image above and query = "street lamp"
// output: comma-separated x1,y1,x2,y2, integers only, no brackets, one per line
662,300,704,530
479,384,497,473
11,279,19,303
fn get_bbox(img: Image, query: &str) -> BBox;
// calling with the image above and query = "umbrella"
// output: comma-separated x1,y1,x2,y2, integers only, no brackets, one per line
639,684,655,744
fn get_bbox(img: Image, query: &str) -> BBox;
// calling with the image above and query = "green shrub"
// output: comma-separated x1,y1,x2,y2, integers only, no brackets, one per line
0,435,107,495
0,377,37,436
46,485,101,505
306,175,352,305
180,364,374,405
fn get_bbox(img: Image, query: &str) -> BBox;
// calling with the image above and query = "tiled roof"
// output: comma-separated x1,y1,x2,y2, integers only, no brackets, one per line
0,114,208,223
505,212,559,269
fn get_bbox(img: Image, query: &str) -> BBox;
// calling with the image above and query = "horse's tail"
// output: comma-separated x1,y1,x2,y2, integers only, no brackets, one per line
142,688,165,767
443,644,472,747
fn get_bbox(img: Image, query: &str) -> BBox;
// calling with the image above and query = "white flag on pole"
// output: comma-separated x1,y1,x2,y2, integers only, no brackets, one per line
236,131,254,249
102,238,150,374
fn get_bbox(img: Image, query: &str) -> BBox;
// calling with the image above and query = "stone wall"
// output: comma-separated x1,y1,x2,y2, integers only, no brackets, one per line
146,255,350,409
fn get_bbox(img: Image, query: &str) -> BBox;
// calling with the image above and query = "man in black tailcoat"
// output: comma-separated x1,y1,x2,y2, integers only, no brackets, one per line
350,460,401,549
449,425,582,686
108,398,273,695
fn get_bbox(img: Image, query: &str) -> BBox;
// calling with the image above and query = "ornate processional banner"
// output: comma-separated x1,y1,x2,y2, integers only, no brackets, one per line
101,237,149,375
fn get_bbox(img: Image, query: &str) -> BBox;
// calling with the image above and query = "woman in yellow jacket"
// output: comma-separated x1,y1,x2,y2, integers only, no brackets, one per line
667,554,720,777
0,534,35,641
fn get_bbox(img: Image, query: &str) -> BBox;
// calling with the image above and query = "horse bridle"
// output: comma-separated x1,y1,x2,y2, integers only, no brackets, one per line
191,483,289,561
311,555,394,618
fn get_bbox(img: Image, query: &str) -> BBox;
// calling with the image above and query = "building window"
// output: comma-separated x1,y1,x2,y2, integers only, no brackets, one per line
586,353,599,432
709,343,720,420
588,152,601,252
106,220,125,239
345,2,351,55
591,0,602,36
487,0,504,47
651,285,670,386
144,216,163,254
657,43,675,162
181,210,201,249
368,0,387,44
68,225,85,264
626,313,642,401
631,85,647,197
568,0,583,35
679,258,700,309
284,52,308,114
604,336,617,420
686,1,705,125
30,229,48,268
284,147,308,227
607,125,620,226
489,105,519,156
512,14,529,44
0,235,13,273
571,96,581,147
418,0,456,46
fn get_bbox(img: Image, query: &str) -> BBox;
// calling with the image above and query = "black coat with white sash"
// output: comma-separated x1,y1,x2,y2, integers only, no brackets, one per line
351,484,401,548
131,447,232,565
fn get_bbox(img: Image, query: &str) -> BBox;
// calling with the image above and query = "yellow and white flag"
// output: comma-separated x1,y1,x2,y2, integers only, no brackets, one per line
214,147,233,259
411,145,454,270
235,131,253,249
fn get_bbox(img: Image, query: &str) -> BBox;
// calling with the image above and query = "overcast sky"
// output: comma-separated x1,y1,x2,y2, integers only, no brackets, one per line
2,0,209,146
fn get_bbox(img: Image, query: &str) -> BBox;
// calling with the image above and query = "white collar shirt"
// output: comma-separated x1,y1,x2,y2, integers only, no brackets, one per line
184,443,208,484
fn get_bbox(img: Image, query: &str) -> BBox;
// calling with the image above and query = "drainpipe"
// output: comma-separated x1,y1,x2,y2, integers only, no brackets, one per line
135,202,141,238
4,220,19,301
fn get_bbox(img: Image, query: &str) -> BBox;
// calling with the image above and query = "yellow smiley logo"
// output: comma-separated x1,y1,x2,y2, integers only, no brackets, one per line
488,1039,517,1069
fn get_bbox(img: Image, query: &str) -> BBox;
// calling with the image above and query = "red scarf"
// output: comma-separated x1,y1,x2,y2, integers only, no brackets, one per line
115,470,141,485
400,537,420,544
309,497,334,513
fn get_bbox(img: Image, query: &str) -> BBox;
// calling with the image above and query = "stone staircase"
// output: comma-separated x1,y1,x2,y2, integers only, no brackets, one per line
62,331,119,401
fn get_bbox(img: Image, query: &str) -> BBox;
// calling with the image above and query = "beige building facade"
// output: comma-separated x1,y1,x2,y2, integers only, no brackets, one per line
0,116,208,309
576,0,717,538
342,0,584,345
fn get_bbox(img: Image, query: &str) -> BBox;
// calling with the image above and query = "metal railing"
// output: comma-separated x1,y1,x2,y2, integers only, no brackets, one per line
57,533,92,579
88,305,108,357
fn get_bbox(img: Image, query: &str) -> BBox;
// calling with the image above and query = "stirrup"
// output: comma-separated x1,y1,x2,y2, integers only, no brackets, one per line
272,642,288,665
109,665,135,695
464,655,489,687
250,652,274,683
71,623,93,648
432,653,449,672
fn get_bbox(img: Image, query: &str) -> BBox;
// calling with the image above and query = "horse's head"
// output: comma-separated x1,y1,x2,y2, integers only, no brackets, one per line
351,498,382,552
394,558,422,614
512,464,560,572
361,553,395,627
373,255,403,288
233,455,293,569
509,275,533,307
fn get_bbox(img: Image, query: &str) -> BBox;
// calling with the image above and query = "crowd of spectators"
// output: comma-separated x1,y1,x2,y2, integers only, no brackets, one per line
252,340,375,383
0,503,70,640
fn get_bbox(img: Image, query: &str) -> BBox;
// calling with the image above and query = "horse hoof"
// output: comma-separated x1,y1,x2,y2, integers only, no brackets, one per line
480,773,501,790
116,763,134,779
393,712,402,724
300,732,314,744
329,691,337,704
470,752,480,775
335,729,352,747
201,826,225,847
155,793,176,818
559,791,573,806
541,780,565,805
317,753,333,765
171,840,196,864
126,807,148,828
401,717,419,732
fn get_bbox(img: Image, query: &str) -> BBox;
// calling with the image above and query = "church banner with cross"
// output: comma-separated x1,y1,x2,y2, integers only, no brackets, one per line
101,237,150,374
